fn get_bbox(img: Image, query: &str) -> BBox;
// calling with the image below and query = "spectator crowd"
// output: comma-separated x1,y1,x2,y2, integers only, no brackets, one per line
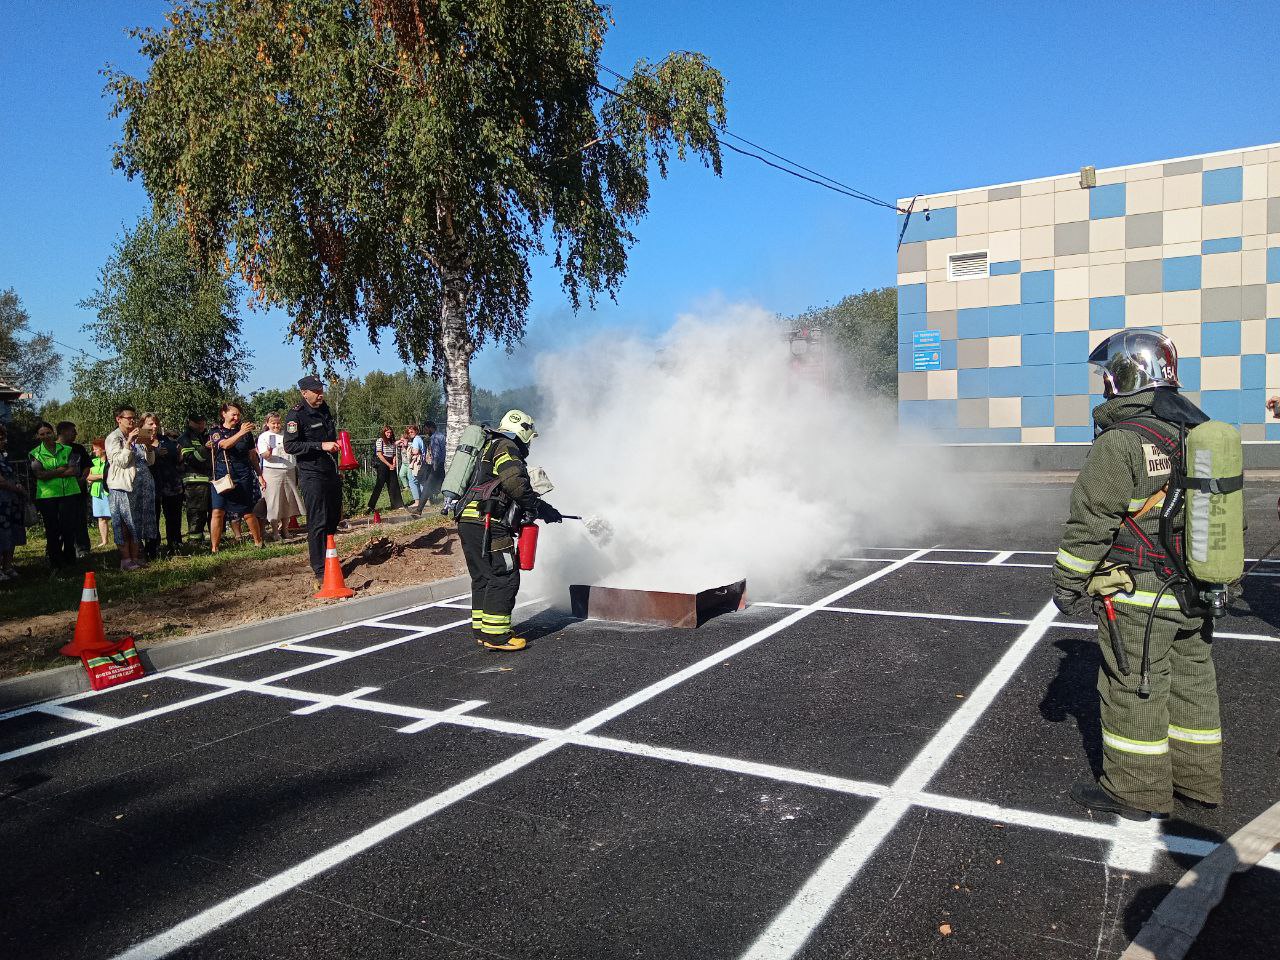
0,408,448,580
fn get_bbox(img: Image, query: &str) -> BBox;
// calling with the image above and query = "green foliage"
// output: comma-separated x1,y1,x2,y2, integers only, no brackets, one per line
0,288,60,403
471,384,542,427
794,287,899,399
244,386,296,426
108,1,728,439
75,214,250,431
324,368,443,435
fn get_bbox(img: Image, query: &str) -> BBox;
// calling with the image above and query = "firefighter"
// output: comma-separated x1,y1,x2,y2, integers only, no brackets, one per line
283,375,342,585
178,413,213,546
457,409,562,650
1052,329,1222,821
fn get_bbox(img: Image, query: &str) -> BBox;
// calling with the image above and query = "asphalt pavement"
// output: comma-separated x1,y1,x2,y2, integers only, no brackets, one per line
1,479,1278,960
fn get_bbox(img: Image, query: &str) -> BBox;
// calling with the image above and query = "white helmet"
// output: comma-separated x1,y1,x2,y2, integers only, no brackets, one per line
1088,328,1179,397
498,409,537,444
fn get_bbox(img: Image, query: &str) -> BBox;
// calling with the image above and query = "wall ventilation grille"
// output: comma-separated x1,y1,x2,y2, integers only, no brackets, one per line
948,250,989,281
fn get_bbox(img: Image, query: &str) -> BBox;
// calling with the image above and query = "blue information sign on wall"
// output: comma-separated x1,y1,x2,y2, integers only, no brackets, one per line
912,329,942,370
912,330,941,348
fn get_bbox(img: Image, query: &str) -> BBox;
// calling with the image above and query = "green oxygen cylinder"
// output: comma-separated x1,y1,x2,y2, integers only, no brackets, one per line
1183,420,1244,584
440,423,489,503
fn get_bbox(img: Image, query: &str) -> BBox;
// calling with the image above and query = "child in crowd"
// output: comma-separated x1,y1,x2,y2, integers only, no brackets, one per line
86,437,112,549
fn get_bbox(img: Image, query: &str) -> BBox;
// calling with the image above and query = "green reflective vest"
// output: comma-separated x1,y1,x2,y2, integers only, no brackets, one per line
89,455,107,499
29,443,78,500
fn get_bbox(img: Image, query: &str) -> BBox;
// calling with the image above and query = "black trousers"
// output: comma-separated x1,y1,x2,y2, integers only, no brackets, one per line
73,493,92,553
458,521,520,639
367,462,404,511
299,471,342,579
424,465,445,502
184,484,211,540
155,493,184,548
37,495,80,569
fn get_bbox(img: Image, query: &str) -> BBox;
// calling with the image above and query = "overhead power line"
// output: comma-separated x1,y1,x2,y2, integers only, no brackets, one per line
595,65,906,213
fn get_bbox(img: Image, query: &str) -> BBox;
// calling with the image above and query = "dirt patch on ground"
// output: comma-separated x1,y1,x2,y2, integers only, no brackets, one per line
0,522,464,680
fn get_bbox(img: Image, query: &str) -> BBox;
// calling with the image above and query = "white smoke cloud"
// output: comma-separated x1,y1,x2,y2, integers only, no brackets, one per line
523,302,973,599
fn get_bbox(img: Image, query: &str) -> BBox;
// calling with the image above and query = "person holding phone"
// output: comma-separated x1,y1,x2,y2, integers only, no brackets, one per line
141,413,183,557
257,411,304,540
105,405,153,571
208,402,265,551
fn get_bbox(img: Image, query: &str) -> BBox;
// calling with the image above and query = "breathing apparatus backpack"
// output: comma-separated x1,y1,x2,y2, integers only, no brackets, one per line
1103,391,1244,693
440,423,493,518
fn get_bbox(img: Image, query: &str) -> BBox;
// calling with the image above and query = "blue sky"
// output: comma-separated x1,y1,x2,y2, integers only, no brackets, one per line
2,1,1277,399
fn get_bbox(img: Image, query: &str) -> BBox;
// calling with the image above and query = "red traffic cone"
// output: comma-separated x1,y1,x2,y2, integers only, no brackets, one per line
60,572,113,657
288,516,301,532
314,535,354,599
372,510,382,524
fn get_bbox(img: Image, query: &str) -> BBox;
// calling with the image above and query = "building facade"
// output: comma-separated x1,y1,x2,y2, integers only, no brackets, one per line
896,142,1280,446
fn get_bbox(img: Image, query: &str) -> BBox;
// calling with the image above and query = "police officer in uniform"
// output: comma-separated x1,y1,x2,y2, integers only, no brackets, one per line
1052,329,1222,821
457,409,562,650
283,375,341,584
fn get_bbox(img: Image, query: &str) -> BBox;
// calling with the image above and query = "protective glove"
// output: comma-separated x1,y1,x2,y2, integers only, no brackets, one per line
1052,585,1089,616
536,500,563,523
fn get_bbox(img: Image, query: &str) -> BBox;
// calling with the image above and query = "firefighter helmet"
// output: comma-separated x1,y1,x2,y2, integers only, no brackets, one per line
1088,328,1179,397
498,409,537,444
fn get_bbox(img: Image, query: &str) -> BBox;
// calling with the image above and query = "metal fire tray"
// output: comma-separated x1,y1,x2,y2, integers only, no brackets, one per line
568,580,747,629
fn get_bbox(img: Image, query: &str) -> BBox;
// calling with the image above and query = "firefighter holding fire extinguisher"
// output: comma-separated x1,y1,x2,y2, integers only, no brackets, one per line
457,409,562,650
284,375,343,586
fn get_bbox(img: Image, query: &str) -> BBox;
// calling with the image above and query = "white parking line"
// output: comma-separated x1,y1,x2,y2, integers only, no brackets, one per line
290,687,382,716
988,551,1015,565
107,550,933,960
397,700,486,734
277,644,348,657
0,618,470,764
740,599,1061,960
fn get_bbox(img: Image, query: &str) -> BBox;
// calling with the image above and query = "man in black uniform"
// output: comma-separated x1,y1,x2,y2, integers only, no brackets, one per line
457,409,562,650
283,375,341,584
178,413,212,546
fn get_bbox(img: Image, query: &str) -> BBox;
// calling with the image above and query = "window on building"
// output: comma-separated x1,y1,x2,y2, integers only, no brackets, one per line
947,250,989,282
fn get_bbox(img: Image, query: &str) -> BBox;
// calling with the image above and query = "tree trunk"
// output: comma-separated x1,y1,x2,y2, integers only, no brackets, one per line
440,263,473,466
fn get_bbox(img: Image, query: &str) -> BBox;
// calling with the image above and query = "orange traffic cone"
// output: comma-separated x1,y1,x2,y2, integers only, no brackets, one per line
314,535,354,599
288,516,301,532
60,572,113,657
372,510,382,524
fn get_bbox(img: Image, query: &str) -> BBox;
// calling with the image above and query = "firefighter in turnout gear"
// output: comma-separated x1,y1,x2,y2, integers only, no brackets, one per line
457,409,562,650
1053,329,1223,820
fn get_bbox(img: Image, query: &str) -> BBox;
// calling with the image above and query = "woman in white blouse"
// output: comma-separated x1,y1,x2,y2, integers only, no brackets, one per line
256,411,304,541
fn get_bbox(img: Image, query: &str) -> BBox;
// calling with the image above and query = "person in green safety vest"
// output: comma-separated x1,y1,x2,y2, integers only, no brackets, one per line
28,420,82,571
86,437,112,549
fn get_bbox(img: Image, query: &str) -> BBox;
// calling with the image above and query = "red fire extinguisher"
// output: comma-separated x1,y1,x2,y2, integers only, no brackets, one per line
336,430,359,471
517,523,539,571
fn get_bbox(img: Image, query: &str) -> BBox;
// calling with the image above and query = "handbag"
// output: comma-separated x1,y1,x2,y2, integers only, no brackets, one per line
213,448,236,493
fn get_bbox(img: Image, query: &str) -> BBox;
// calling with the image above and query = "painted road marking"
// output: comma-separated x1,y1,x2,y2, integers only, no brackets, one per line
740,599,1061,960
290,686,382,716
396,699,486,734
107,550,933,960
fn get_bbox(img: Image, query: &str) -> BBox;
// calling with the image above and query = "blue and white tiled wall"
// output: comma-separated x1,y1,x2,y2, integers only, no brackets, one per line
896,143,1280,443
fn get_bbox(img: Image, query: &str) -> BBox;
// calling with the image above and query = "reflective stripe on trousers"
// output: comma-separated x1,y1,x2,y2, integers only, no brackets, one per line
1102,727,1169,756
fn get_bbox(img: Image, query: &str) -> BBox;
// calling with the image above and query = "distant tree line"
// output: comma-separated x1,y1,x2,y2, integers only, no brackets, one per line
790,285,898,399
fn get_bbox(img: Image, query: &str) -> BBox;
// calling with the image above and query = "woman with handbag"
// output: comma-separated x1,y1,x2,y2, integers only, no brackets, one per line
208,402,265,551
0,423,29,581
105,405,153,572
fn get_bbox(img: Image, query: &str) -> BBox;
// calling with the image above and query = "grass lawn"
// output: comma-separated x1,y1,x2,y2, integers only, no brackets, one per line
0,507,444,627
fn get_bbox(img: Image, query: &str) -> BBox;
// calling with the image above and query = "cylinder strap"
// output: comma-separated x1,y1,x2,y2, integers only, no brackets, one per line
1179,474,1244,494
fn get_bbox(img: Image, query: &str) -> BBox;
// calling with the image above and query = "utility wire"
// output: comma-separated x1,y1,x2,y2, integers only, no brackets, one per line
595,66,907,213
